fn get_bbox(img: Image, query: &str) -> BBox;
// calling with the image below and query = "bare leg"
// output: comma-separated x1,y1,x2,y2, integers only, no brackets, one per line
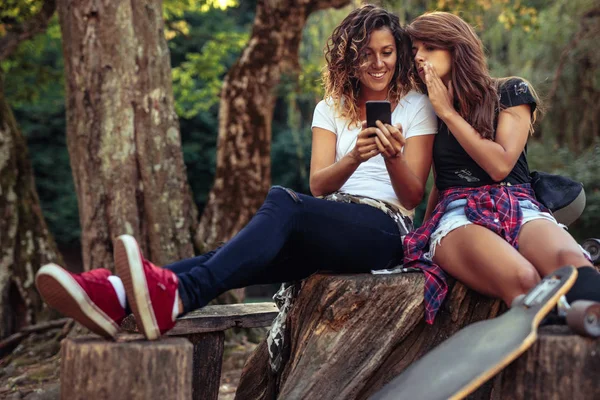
433,224,541,305
517,219,592,276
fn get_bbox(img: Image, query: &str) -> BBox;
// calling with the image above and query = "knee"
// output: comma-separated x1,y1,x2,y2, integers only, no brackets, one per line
556,248,588,267
516,265,541,294
266,186,302,205
260,186,302,220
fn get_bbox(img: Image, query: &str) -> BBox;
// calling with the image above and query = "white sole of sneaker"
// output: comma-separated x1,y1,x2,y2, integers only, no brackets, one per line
114,235,160,340
35,263,119,339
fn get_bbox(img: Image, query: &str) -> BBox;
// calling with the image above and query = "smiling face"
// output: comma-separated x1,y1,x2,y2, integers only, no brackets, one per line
412,40,452,85
358,28,397,99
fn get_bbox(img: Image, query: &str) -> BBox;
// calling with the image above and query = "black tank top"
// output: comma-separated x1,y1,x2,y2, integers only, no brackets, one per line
434,78,537,191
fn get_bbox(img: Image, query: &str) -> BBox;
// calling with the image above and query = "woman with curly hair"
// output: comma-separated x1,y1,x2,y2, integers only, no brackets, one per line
35,4,437,340
402,12,599,324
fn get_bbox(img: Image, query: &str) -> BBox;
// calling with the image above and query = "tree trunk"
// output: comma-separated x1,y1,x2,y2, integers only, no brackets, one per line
57,0,197,271
235,273,504,400
0,73,63,338
196,0,350,250
61,335,193,400
0,0,61,340
499,325,600,400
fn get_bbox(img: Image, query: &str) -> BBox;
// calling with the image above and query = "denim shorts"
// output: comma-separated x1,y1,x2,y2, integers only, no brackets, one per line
425,199,559,261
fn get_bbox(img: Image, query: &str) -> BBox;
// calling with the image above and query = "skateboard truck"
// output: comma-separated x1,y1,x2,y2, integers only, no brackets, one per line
556,295,570,317
517,285,599,338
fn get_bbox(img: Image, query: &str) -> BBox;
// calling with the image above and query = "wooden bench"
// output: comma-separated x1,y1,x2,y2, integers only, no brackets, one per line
121,302,278,400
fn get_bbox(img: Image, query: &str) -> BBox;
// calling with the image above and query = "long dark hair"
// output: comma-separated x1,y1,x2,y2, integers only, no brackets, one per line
323,4,415,126
407,12,541,139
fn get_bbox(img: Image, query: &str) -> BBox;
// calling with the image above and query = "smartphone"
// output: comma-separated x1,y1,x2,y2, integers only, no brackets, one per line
366,101,392,137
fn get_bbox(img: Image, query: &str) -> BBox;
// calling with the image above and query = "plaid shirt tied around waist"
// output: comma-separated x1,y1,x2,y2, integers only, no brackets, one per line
403,183,548,324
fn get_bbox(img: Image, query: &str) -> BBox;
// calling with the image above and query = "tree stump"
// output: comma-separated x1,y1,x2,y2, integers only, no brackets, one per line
236,272,503,400
60,335,192,400
498,325,600,399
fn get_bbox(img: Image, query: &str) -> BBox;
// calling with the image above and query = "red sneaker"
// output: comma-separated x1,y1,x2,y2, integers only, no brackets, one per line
114,234,178,340
35,264,125,339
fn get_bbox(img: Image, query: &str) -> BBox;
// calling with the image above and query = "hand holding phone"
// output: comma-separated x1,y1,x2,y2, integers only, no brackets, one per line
364,101,405,159
366,100,392,129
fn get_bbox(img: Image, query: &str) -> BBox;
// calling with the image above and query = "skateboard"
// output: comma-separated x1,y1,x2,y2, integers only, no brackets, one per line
370,265,579,400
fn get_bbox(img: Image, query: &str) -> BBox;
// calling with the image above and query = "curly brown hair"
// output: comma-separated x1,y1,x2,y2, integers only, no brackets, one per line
323,4,415,127
406,12,541,139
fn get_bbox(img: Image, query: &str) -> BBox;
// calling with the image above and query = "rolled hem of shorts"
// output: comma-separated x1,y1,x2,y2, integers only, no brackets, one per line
424,212,569,262
521,211,562,228
424,220,471,262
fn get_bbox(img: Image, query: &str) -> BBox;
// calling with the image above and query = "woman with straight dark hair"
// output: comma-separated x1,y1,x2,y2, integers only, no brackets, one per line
35,4,438,339
404,12,598,324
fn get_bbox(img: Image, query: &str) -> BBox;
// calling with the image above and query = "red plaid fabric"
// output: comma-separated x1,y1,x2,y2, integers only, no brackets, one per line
404,183,547,324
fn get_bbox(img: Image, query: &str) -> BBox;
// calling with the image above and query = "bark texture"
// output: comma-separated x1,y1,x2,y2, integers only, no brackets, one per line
58,0,197,270
60,335,193,400
0,73,63,338
196,0,350,250
500,325,600,400
235,273,504,400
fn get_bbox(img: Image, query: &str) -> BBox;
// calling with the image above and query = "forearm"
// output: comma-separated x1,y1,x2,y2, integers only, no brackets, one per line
441,111,515,181
385,156,426,210
310,154,361,197
423,184,439,222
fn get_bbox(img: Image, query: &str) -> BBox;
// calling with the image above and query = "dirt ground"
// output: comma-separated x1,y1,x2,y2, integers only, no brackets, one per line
0,322,265,399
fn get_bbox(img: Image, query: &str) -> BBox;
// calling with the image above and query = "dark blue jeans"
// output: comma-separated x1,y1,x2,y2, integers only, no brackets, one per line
165,186,404,314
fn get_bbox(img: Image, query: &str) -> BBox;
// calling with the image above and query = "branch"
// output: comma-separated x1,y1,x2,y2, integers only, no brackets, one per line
0,0,57,62
0,318,70,358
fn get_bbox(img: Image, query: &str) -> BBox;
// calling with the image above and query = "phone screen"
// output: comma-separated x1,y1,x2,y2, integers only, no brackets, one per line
366,100,392,128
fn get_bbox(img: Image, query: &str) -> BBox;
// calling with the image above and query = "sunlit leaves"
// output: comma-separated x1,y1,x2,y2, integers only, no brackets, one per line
0,0,43,30
498,4,538,31
432,0,539,32
164,0,237,19
172,31,248,117
163,0,238,40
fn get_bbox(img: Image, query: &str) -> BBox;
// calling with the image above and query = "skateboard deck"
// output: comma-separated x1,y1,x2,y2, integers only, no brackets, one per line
370,265,578,400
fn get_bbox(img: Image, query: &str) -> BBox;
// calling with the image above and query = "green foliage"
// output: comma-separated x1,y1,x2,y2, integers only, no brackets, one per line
270,6,357,193
0,0,43,26
173,31,248,117
1,17,79,244
0,17,62,105
15,103,80,244
163,0,238,39
482,0,599,150
171,2,254,212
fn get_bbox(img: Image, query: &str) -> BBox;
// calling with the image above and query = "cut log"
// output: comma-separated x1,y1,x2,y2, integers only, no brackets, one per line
236,272,503,400
60,335,192,400
498,325,600,399
120,302,278,400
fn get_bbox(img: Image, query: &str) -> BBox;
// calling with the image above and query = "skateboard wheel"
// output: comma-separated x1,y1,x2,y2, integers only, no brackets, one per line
566,300,600,338
582,238,600,265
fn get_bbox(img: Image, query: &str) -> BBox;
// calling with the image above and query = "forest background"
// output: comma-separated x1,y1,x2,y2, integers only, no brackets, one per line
1,0,599,334
0,0,598,397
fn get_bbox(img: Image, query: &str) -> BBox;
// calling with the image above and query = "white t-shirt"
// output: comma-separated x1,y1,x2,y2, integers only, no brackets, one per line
311,91,437,217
